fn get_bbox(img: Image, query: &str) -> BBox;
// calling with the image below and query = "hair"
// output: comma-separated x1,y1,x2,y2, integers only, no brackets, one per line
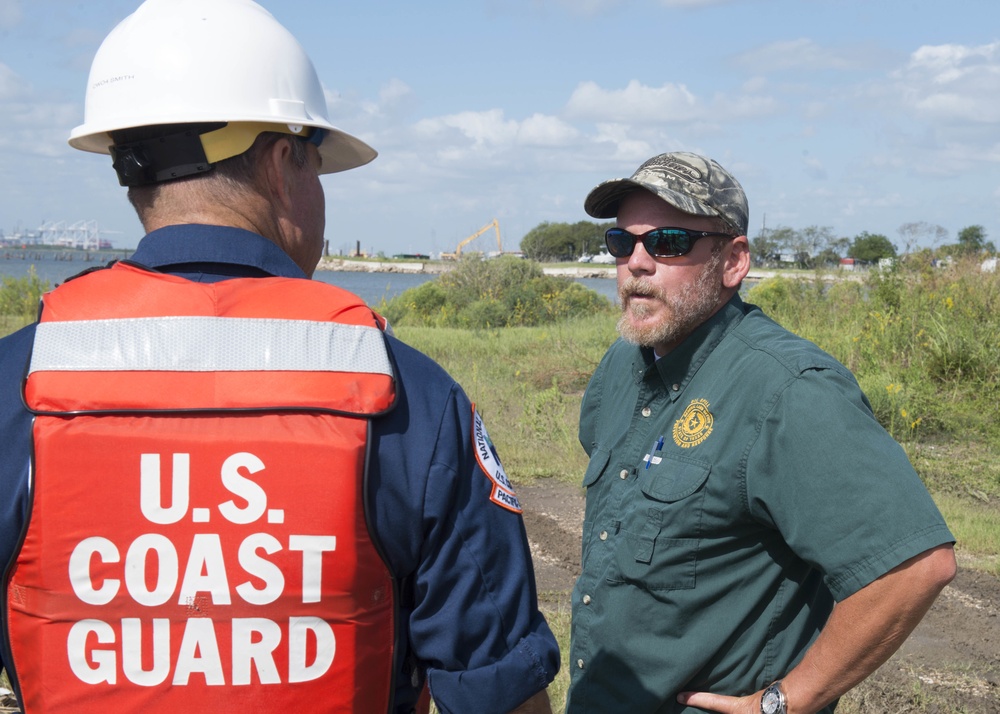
123,127,311,222
212,130,310,185
704,214,739,237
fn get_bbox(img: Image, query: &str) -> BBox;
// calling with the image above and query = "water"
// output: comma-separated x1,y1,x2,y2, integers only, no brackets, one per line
316,272,619,305
0,250,620,305
575,277,619,304
312,270,440,304
0,250,133,286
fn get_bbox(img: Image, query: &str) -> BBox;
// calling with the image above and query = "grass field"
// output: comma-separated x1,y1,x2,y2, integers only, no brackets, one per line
403,258,1000,714
397,260,1000,574
1,257,997,711
398,259,1000,712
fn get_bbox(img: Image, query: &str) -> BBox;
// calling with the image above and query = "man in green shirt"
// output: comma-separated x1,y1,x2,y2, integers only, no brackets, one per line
566,152,956,714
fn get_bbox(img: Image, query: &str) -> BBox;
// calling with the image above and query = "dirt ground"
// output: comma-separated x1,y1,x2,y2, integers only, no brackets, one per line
520,480,1000,713
1,480,994,713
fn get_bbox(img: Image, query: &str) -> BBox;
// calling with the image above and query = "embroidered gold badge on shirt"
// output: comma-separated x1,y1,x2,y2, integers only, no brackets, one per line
673,399,714,448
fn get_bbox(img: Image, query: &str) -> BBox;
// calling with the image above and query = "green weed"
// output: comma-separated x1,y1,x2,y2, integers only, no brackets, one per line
382,255,614,329
746,260,1000,442
0,266,48,332
1,262,998,712
935,493,1000,576
395,315,617,480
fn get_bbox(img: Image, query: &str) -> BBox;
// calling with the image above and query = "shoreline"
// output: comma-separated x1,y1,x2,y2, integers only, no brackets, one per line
315,258,618,279
314,258,862,282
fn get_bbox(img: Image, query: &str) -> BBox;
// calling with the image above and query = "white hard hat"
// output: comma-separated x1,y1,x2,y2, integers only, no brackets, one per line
69,0,376,179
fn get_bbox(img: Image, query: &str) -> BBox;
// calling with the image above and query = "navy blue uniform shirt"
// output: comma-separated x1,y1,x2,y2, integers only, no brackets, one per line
0,225,559,714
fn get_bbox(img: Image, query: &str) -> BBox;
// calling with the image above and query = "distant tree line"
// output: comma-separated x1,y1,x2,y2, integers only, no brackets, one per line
520,221,614,262
515,219,994,267
750,226,899,266
751,222,995,267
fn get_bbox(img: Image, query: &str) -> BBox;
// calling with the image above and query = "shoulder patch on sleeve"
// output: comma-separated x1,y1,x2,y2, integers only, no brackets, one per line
472,405,522,513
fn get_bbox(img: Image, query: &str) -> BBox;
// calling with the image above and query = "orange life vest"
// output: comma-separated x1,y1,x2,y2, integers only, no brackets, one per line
5,262,399,713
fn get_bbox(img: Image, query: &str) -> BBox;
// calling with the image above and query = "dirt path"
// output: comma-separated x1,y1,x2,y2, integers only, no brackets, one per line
1,479,993,713
519,481,1000,712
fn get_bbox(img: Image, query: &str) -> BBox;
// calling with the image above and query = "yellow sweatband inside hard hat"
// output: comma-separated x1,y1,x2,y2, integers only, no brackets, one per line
199,121,319,164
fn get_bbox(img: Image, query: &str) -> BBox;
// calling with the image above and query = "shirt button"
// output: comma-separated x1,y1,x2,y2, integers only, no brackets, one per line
599,530,608,541
583,594,592,605
641,406,651,417
619,469,628,479
577,659,585,669
672,384,680,392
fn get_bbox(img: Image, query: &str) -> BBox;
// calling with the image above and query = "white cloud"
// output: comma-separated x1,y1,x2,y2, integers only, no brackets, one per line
891,42,1000,124
565,78,778,126
566,80,701,123
0,64,79,159
415,109,518,149
908,43,994,81
517,113,579,146
842,41,1000,181
0,101,81,157
592,123,655,162
716,92,779,119
398,109,585,181
324,87,369,118
548,0,627,16
923,142,1000,175
378,78,416,110
741,76,769,93
844,192,907,213
735,38,881,73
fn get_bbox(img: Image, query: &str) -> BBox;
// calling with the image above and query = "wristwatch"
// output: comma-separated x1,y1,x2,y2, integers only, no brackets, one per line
761,681,787,714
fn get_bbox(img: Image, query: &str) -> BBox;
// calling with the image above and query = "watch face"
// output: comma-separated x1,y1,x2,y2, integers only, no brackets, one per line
761,689,781,714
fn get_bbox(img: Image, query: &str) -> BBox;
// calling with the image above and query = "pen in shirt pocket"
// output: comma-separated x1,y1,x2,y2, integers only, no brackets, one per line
645,435,665,470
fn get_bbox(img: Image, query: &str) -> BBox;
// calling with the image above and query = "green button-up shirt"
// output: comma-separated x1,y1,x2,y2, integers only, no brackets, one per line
566,295,953,713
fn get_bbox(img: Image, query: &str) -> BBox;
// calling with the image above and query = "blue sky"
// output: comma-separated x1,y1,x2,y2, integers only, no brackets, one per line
1,0,998,256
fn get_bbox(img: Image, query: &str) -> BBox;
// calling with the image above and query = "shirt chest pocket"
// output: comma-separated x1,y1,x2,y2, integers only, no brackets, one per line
608,455,711,592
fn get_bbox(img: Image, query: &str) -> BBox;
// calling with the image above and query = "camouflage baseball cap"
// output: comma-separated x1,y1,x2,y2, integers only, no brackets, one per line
584,152,749,236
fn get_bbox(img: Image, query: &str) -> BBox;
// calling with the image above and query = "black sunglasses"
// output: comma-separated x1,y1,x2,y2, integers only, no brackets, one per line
605,227,734,259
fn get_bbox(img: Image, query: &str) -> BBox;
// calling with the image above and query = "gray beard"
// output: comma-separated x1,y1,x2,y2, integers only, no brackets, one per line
616,252,724,353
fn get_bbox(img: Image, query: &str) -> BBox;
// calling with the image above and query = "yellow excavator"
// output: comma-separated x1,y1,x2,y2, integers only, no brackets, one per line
440,218,502,260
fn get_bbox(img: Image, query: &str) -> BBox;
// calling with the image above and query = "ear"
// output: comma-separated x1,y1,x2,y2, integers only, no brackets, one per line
259,137,296,212
722,235,751,290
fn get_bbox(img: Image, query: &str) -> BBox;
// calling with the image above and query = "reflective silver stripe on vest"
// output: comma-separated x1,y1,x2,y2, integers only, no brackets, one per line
29,317,392,375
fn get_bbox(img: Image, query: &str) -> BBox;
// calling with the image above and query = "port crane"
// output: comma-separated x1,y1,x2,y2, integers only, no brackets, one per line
441,218,502,260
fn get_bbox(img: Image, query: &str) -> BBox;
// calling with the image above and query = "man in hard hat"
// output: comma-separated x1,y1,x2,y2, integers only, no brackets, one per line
0,1,557,713
565,152,955,714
